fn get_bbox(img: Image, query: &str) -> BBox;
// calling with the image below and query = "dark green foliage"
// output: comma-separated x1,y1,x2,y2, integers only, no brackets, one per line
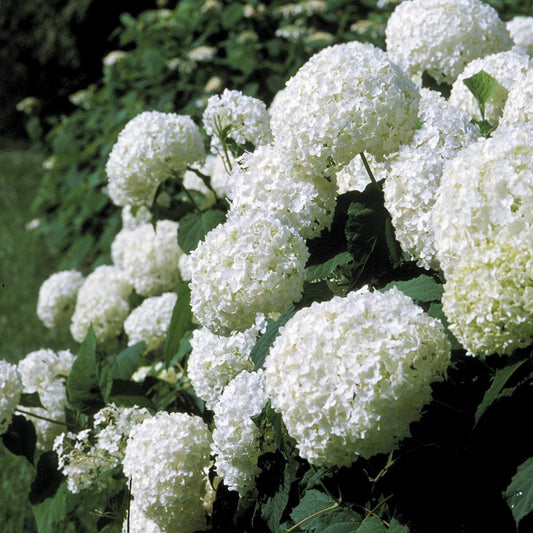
164,283,193,368
2,415,36,464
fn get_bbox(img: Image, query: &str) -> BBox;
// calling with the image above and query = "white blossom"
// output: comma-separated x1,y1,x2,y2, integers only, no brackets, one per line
507,16,533,56
0,360,23,435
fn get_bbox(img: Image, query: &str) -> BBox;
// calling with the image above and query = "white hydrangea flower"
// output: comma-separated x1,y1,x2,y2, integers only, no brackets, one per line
123,412,212,533
385,0,512,85
507,16,533,56
265,287,451,467
190,214,309,335
182,156,217,209
121,205,152,230
229,145,337,239
106,111,205,207
124,502,163,533
270,41,420,175
18,349,74,449
70,265,132,343
203,89,272,155
187,315,266,409
110,228,133,270
37,270,84,329
178,253,194,283
384,89,481,270
131,361,180,385
210,152,236,199
335,153,388,194
433,125,533,356
124,292,177,352
212,370,273,497
449,51,531,124
501,69,533,127
0,360,23,435
121,220,183,297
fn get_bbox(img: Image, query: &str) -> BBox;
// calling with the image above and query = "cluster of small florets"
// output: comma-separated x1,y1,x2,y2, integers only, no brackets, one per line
122,411,212,533
335,153,388,194
506,16,533,56
212,370,274,497
270,41,420,175
385,0,512,85
187,315,266,409
0,360,23,435
501,70,533,127
124,292,177,352
106,111,205,207
120,220,183,297
449,51,531,124
265,287,451,467
190,213,309,335
18,348,74,448
203,89,272,154
70,265,132,343
36,270,84,329
433,125,533,356
229,145,337,239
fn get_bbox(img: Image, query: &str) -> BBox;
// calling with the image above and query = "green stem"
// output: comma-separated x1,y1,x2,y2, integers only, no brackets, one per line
16,408,68,427
359,151,377,185
186,165,217,196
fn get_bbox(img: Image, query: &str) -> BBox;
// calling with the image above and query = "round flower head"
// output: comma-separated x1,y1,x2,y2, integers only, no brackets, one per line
121,220,183,297
501,69,533,127
385,0,512,85
336,153,388,195
125,502,163,533
212,370,273,497
0,361,23,435
433,125,533,356
18,349,74,448
507,16,533,56
190,213,309,335
187,315,266,409
70,265,132,343
449,51,531,124
270,41,420,175
121,204,152,230
106,111,205,207
124,292,177,352
37,270,84,329
265,287,451,467
229,144,337,239
123,411,212,532
203,89,272,154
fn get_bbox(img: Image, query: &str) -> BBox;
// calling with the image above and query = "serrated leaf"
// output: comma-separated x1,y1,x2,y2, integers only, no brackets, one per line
463,70,500,119
306,252,353,282
381,275,443,304
164,284,193,368
2,414,36,464
290,490,339,531
107,341,146,380
388,518,410,532
19,391,44,409
357,517,387,532
177,209,226,253
251,305,296,370
503,456,533,527
475,358,528,426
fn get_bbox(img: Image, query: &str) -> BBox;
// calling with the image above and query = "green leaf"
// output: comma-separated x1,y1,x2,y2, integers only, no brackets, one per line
306,252,353,282
29,451,64,505
322,520,365,533
19,391,44,409
2,414,36,464
426,302,463,351
503,457,533,527
475,358,529,426
164,284,193,368
298,281,334,309
252,400,286,453
221,3,244,28
462,70,500,119
357,517,387,532
169,333,192,367
108,379,155,410
251,305,297,370
66,326,103,412
388,518,410,532
177,209,226,253
107,341,146,380
290,490,342,531
471,118,497,138
32,482,70,533
381,275,443,304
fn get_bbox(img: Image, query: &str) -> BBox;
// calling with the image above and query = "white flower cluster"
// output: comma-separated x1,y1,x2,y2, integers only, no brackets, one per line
270,41,420,175
384,89,481,269
229,145,337,239
507,16,533,56
123,412,212,532
120,220,183,297
18,349,74,448
203,89,272,154
70,265,132,343
187,315,266,409
449,51,531,124
433,125,533,356
124,292,177,352
0,360,22,435
212,370,273,497
121,204,152,230
106,111,205,207
385,0,512,85
54,405,151,493
37,270,84,329
335,153,388,195
501,70,533,127
265,287,451,467
190,214,309,335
